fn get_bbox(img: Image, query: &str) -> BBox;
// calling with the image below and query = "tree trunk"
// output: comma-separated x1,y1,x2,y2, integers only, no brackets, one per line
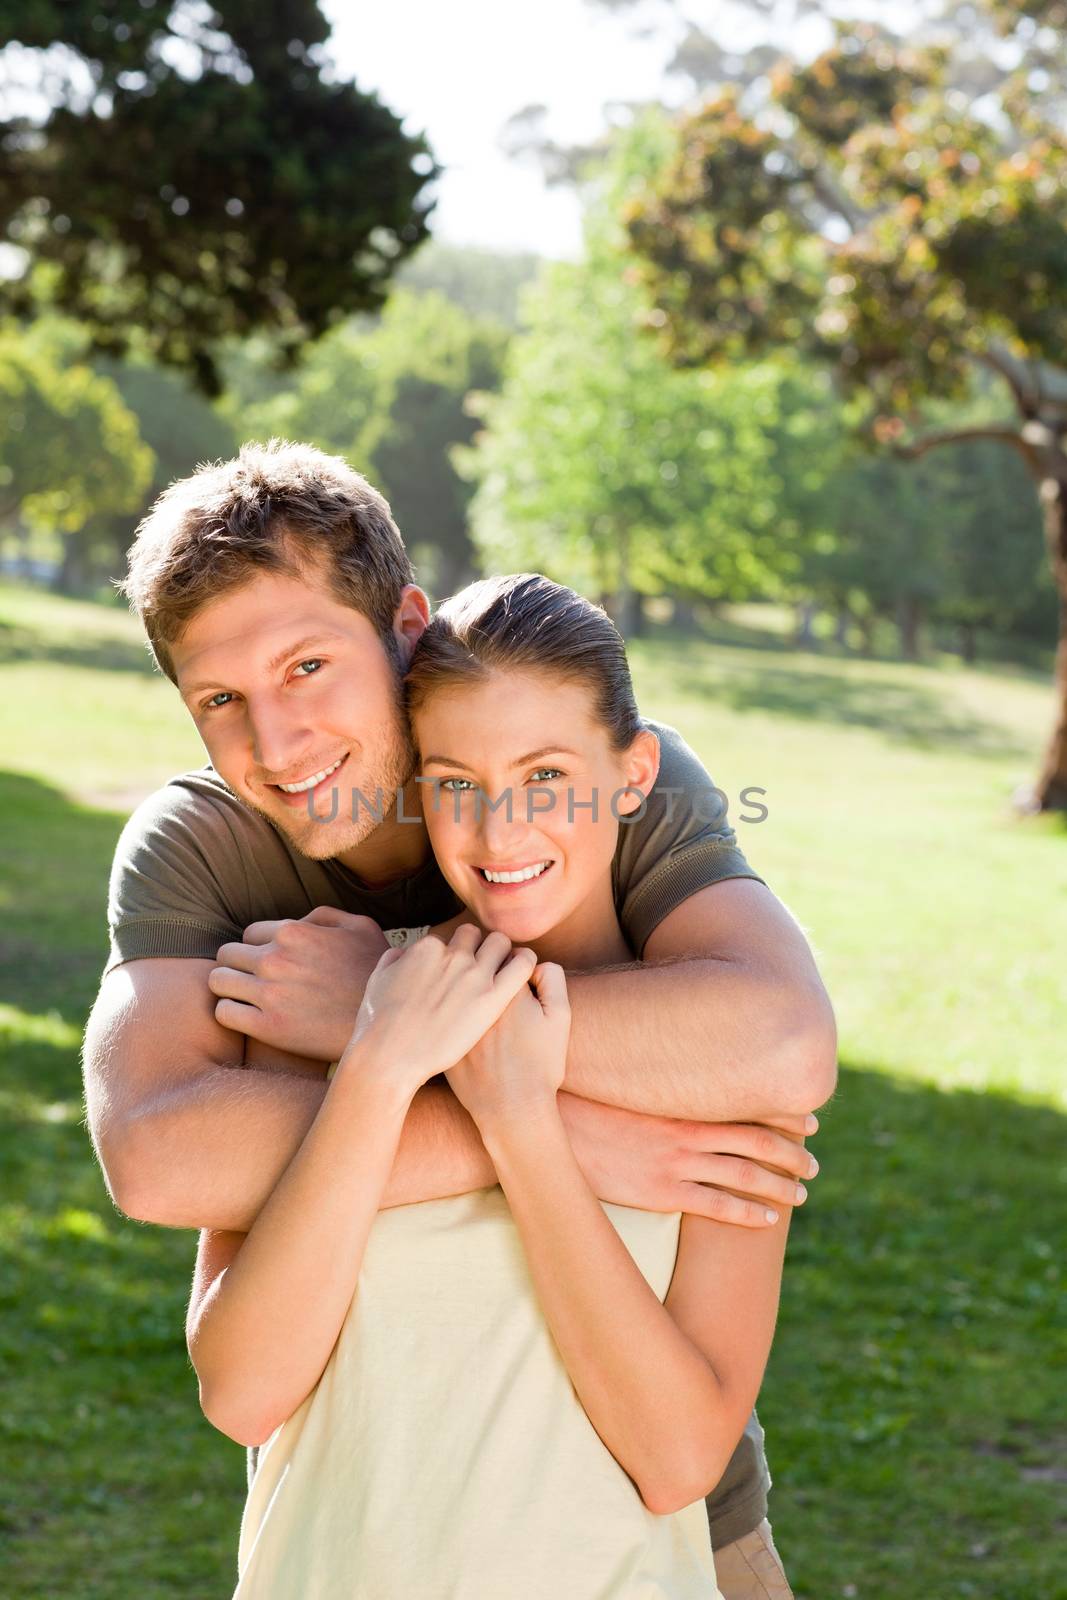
858,614,877,656
896,595,923,660
957,622,978,664
53,532,89,595
1031,472,1067,811
794,600,817,648
834,607,851,648
671,595,698,632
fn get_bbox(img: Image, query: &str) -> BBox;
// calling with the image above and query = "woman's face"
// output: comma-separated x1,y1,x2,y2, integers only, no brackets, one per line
414,667,658,947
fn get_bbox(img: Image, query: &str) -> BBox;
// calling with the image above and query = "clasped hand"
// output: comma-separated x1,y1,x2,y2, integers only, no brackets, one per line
340,925,569,1122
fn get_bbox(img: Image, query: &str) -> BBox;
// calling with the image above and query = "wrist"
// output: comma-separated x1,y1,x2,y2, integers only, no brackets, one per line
478,1097,566,1161
333,1037,418,1118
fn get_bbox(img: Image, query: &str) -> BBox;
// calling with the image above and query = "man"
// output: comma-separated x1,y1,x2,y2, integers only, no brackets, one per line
83,439,836,1599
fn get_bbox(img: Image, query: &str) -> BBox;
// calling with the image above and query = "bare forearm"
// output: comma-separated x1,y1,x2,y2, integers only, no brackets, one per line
482,1107,744,1510
190,1068,409,1443
562,957,835,1121
118,1067,495,1230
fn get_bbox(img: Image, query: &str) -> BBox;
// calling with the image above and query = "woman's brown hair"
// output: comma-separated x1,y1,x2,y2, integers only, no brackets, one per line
405,573,642,750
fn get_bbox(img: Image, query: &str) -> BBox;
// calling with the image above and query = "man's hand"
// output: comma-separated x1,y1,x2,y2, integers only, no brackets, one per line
209,907,388,1061
558,1094,819,1230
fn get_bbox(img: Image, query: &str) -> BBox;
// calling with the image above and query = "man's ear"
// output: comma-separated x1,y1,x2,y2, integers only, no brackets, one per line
393,585,431,667
617,728,661,814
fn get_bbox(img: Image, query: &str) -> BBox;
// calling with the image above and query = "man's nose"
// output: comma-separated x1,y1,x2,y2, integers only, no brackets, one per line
246,696,313,778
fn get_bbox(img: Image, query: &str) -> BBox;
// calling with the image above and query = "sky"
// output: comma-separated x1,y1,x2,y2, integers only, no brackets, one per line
320,0,836,258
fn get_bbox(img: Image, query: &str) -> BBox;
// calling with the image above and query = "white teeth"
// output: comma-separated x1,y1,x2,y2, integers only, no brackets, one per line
277,757,344,794
482,861,551,884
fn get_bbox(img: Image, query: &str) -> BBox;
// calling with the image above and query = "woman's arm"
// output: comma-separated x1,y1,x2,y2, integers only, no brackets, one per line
185,1066,411,1447
479,1102,794,1515
185,927,539,1447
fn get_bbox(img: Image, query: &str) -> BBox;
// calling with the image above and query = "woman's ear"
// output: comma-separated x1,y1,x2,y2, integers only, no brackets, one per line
393,585,432,667
616,728,660,814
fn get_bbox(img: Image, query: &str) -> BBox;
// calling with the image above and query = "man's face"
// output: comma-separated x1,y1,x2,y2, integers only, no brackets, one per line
170,564,425,863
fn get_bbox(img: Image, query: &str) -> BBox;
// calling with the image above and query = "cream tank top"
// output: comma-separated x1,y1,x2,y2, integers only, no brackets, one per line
234,927,722,1600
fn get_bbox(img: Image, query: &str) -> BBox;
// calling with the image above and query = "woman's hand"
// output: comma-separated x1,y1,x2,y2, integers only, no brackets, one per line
336,925,538,1101
446,962,571,1131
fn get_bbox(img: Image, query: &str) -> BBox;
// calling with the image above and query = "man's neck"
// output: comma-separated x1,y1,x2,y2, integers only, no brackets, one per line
335,777,433,888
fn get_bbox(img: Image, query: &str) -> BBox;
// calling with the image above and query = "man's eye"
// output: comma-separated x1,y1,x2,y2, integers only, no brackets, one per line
530,767,564,782
204,691,235,712
440,777,477,792
292,659,324,678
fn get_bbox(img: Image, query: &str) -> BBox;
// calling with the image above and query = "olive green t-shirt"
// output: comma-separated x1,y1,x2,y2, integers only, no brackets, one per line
104,716,772,1548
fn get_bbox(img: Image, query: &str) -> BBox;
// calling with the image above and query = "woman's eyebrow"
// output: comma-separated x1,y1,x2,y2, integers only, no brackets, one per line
421,747,579,769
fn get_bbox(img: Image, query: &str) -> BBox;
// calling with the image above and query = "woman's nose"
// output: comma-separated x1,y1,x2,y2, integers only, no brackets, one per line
478,787,525,855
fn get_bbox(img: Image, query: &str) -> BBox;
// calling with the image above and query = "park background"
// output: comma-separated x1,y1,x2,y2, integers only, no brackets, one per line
1,1,1065,1596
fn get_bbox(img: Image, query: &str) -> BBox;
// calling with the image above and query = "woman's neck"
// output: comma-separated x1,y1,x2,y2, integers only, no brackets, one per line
521,873,633,972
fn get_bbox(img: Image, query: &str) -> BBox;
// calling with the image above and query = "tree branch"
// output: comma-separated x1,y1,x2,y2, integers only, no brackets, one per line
895,423,1041,474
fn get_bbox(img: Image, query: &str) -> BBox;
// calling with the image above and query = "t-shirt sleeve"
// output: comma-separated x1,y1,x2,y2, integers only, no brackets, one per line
615,720,766,957
105,778,250,972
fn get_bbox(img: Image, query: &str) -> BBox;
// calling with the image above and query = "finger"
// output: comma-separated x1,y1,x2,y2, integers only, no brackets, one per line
531,962,569,1015
373,945,407,972
449,923,485,953
492,945,538,1002
302,905,353,927
678,1182,783,1229
757,1111,818,1139
240,920,288,947
214,997,266,1038
688,1155,808,1210
208,965,261,1005
214,940,264,974
474,929,514,971
690,1124,818,1182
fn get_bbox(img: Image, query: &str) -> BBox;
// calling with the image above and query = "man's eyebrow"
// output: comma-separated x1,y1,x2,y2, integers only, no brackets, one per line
421,747,580,770
181,634,345,696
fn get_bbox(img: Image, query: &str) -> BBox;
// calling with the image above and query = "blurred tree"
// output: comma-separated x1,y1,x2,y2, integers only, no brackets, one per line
0,327,153,590
88,356,237,578
0,1,436,394
626,19,1067,808
396,241,542,329
462,115,839,635
221,290,509,596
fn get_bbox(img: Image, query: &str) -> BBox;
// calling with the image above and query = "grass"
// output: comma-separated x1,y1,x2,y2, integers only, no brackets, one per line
1,580,1064,1599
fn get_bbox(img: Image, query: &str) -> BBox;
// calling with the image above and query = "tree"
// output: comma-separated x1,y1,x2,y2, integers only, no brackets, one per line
220,290,510,596
0,2,436,394
626,18,1067,808
463,116,839,634
0,327,153,589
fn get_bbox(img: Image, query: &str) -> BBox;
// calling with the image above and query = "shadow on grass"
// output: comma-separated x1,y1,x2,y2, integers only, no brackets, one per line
0,771,127,1023
0,618,156,676
1,1021,1064,1595
639,636,1037,759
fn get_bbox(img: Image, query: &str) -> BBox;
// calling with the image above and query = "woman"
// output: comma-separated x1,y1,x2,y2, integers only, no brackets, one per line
187,574,799,1598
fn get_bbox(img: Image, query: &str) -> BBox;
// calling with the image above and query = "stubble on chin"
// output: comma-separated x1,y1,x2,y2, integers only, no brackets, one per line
251,729,416,863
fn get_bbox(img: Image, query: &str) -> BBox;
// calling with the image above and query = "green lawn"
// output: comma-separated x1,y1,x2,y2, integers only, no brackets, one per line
1,581,1064,1599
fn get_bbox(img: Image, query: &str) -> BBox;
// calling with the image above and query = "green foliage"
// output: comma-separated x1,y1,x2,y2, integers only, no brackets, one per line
0,2,437,393
222,290,510,594
0,326,152,538
463,115,846,616
626,21,1067,416
396,241,543,330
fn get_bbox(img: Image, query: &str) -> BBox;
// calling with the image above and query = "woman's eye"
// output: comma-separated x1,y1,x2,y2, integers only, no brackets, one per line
439,777,477,793
529,767,564,783
292,659,324,678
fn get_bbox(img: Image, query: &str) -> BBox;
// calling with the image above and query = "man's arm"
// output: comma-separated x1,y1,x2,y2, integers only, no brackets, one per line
83,957,495,1232
563,879,838,1122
